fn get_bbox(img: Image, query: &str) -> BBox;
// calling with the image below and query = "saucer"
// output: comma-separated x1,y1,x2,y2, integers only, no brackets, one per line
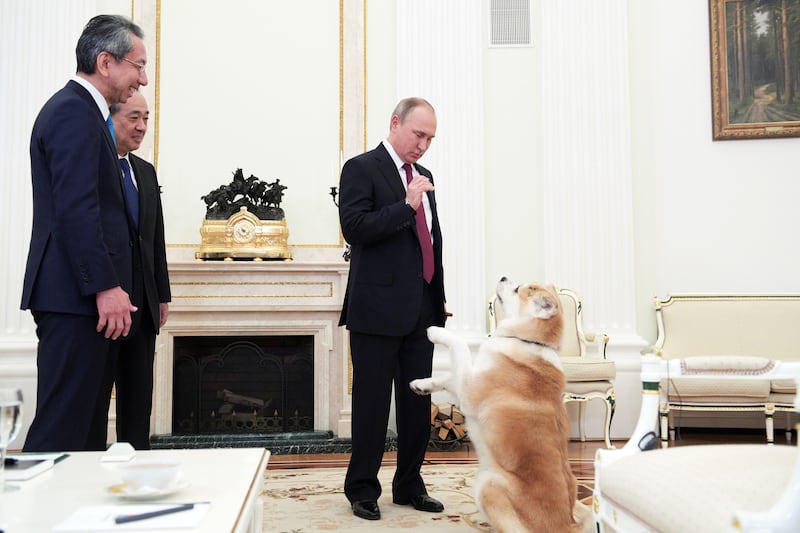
108,479,190,500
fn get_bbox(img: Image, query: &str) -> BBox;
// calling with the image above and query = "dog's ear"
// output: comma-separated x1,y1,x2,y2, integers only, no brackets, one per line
544,284,559,301
522,283,561,318
518,284,540,304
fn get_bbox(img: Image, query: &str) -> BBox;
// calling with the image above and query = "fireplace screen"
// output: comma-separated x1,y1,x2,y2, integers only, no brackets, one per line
172,336,313,434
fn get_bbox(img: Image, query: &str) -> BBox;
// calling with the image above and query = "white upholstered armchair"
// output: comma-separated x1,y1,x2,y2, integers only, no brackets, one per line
593,356,800,533
488,287,616,448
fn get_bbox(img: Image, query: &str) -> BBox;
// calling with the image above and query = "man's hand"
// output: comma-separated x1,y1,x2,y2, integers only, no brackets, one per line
405,174,434,210
95,287,137,340
159,302,170,328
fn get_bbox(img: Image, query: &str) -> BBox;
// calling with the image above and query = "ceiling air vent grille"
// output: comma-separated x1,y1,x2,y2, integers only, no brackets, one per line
489,0,531,47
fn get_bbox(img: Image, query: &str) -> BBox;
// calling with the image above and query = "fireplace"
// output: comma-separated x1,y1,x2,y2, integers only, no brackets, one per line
172,335,314,435
150,252,354,446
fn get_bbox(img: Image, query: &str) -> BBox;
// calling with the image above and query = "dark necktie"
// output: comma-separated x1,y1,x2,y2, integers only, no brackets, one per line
403,163,434,283
106,115,116,146
119,158,139,229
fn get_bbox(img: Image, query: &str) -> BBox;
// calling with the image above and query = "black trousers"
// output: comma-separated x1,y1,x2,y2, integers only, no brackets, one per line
344,284,436,503
107,303,157,450
24,311,116,452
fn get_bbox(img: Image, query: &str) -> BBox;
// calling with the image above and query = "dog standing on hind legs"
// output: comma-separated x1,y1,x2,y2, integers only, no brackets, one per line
410,277,593,533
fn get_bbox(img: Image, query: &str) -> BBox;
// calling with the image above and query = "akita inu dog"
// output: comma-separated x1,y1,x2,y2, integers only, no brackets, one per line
410,277,592,533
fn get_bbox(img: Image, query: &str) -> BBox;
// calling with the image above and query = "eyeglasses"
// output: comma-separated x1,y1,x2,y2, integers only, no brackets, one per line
121,57,146,73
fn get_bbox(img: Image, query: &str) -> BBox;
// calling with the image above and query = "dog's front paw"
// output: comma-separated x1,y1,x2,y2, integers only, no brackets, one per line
409,378,434,395
426,326,447,345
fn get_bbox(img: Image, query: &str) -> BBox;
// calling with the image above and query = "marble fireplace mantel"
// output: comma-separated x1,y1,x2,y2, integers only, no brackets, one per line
153,254,353,439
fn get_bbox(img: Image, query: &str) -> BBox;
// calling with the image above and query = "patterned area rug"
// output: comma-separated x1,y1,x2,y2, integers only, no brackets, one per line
262,460,594,532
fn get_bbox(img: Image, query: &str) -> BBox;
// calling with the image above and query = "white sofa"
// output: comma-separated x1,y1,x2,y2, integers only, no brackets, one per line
647,294,800,443
593,356,800,533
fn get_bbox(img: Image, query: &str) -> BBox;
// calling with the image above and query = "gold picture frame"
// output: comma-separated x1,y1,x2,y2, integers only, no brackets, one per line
710,0,800,140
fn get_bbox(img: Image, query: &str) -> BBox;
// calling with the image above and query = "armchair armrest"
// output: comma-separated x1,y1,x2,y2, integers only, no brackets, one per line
582,332,608,359
639,344,662,357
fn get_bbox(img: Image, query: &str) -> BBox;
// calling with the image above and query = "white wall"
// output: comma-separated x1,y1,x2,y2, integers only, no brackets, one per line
629,0,800,343
157,1,341,247
365,0,396,151
482,0,544,292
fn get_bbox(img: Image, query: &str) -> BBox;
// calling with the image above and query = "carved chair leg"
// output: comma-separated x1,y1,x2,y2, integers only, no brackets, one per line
608,391,616,426
578,402,586,442
659,408,670,445
601,394,615,450
766,408,775,444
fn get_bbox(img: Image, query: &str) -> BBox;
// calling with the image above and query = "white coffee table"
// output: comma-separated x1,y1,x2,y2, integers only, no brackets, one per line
0,447,270,532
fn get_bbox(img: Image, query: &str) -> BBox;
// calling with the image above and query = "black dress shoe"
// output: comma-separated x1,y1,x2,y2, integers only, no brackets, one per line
394,494,444,513
352,500,381,520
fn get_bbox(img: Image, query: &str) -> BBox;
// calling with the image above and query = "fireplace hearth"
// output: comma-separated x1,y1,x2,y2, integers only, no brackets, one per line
149,429,398,454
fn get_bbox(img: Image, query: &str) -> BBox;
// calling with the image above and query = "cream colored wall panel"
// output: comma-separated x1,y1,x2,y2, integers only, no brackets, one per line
481,0,544,292
396,0,486,335
540,0,638,339
157,0,341,246
364,0,396,148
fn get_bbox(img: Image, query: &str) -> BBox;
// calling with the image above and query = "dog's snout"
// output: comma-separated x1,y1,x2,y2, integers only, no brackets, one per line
499,276,508,282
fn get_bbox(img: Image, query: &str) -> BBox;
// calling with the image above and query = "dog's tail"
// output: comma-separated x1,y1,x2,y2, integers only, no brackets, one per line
571,501,595,533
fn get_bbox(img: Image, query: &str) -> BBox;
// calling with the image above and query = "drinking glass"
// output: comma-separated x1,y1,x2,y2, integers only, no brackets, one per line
0,388,23,492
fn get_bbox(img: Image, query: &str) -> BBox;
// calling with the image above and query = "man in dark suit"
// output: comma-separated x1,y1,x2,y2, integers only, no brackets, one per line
338,97,447,520
107,91,171,449
21,15,148,452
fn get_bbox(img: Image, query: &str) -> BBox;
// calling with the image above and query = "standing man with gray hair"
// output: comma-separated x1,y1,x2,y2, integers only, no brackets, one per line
22,14,148,452
338,97,448,520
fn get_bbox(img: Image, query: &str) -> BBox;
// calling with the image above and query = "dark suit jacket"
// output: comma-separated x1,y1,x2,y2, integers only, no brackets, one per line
21,80,133,315
338,143,446,336
127,154,171,333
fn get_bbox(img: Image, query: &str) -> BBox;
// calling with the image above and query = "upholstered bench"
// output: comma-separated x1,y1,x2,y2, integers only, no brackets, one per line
647,294,800,443
593,356,800,533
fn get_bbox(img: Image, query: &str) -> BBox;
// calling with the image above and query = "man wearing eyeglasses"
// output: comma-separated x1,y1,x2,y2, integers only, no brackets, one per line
22,14,150,452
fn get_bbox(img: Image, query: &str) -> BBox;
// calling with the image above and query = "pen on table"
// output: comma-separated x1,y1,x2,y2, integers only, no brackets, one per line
114,503,197,524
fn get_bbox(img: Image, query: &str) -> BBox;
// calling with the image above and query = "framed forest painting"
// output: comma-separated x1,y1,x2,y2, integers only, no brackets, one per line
710,0,800,139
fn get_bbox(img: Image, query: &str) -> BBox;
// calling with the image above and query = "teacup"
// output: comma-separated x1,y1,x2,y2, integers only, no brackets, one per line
117,458,181,490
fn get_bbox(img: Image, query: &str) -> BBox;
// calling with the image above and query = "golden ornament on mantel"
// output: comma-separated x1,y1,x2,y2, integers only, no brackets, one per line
195,168,292,261
195,207,291,261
